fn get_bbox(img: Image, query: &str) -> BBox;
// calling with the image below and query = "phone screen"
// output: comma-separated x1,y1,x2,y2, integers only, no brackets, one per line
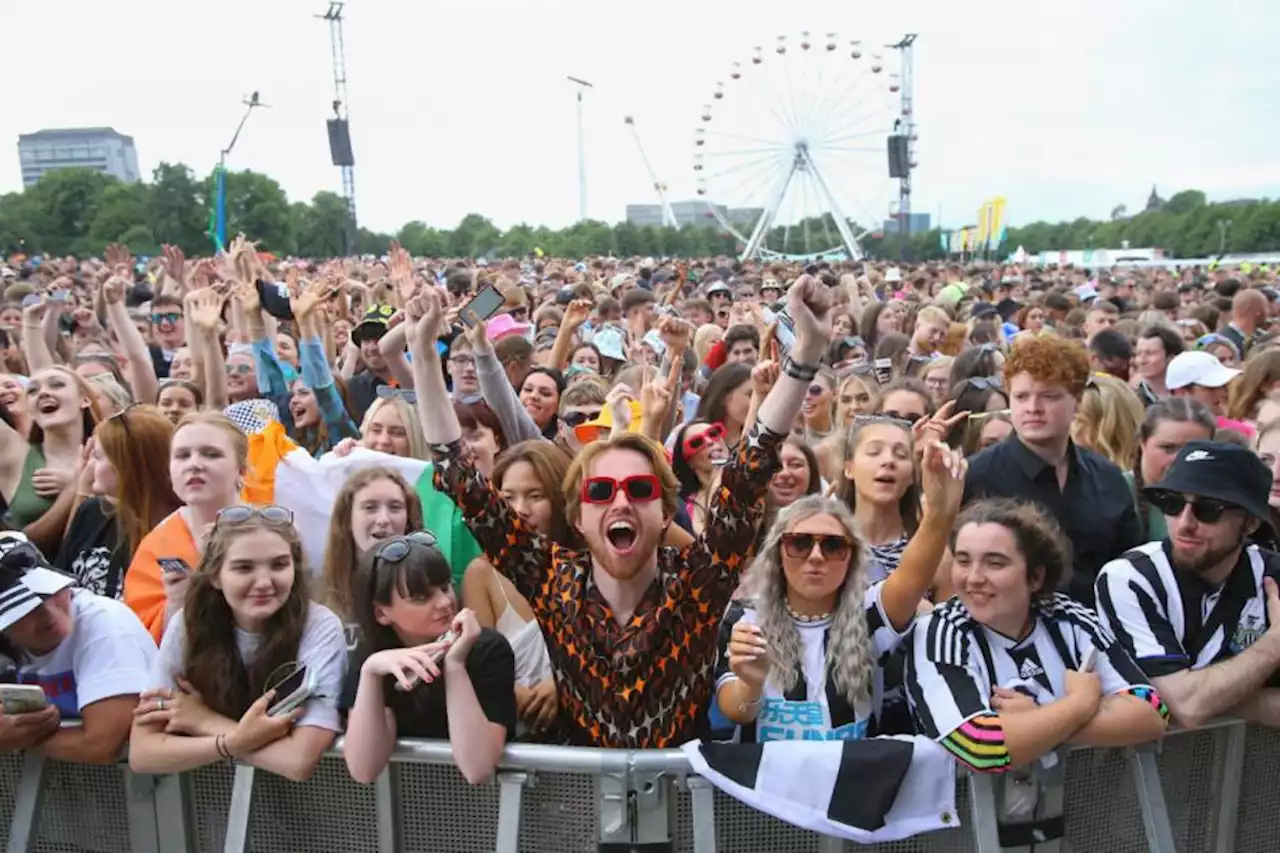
158,558,191,576
459,284,507,328
273,666,308,699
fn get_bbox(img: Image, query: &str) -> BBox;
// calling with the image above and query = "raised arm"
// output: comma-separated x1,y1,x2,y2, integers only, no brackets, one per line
21,297,57,372
404,289,549,601
548,298,592,370
293,281,359,444
880,441,967,630
376,322,416,388
466,319,544,445
102,271,159,404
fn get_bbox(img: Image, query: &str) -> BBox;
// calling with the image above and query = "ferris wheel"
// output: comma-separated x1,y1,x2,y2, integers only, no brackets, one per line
695,32,905,261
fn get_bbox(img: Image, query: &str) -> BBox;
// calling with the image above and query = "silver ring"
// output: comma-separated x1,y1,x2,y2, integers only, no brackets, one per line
157,699,166,711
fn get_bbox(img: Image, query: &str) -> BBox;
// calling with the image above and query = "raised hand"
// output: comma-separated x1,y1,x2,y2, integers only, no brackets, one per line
290,278,329,323
106,243,134,271
160,244,185,284
462,308,493,354
232,279,261,315
786,274,833,357
21,294,48,324
188,288,225,333
640,360,678,424
913,400,968,450
751,359,780,397
657,315,693,354
919,440,967,519
562,298,593,331
103,273,128,305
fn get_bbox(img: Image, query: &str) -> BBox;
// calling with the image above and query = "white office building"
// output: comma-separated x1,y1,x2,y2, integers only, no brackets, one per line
18,127,141,188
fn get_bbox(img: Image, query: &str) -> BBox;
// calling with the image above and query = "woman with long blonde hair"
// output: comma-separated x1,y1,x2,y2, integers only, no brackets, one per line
1228,349,1280,423
714,441,966,741
1072,373,1145,469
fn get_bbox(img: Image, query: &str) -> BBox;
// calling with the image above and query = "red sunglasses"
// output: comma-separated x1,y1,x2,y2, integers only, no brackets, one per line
581,474,661,505
682,422,726,458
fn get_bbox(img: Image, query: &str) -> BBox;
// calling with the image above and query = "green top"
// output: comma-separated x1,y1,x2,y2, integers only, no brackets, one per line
9,445,53,529
1124,469,1167,542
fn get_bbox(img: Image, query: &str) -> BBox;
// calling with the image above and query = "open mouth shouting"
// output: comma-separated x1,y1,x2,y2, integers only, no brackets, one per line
605,518,639,555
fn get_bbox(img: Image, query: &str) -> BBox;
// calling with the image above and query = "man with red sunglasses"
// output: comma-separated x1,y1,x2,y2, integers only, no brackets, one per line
403,277,833,748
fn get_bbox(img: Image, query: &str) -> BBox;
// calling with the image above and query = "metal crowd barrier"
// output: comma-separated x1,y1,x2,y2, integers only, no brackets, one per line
2,721,1276,852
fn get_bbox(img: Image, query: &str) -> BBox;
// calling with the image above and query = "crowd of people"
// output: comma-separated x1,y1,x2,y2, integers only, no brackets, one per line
1,242,1279,835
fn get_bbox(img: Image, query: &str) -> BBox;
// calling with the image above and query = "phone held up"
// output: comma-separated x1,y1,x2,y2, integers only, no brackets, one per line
459,284,507,329
0,684,49,715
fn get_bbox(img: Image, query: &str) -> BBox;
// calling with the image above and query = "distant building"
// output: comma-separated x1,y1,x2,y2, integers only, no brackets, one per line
626,199,764,230
18,127,140,188
881,212,931,234
1145,185,1165,212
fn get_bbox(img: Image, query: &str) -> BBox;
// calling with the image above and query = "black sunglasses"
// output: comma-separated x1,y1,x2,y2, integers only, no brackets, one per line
376,386,418,405
561,409,602,428
879,409,924,424
781,532,853,561
373,531,441,565
214,505,294,530
1147,492,1235,524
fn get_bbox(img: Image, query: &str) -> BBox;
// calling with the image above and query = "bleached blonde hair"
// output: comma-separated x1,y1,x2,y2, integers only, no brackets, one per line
741,494,875,707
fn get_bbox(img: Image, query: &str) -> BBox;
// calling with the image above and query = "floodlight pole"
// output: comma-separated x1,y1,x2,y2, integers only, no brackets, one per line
568,76,593,222
888,33,917,260
215,92,265,251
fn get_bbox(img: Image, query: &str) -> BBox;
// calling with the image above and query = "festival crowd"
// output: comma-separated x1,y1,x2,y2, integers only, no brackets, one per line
1,242,1279,834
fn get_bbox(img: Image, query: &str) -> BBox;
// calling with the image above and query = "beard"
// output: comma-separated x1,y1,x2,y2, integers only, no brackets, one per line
1171,538,1241,576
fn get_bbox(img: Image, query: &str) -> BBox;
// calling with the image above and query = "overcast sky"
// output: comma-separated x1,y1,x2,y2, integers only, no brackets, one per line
3,0,1277,235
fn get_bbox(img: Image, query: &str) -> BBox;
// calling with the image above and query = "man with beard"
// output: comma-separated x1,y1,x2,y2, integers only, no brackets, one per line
405,276,832,748
1095,442,1280,730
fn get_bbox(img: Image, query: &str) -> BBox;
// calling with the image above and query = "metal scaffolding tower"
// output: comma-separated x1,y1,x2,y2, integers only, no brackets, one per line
889,33,917,259
319,1,357,253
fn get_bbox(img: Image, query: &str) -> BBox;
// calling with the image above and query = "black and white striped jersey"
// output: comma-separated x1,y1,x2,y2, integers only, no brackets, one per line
1094,541,1280,680
905,593,1156,744
714,582,906,743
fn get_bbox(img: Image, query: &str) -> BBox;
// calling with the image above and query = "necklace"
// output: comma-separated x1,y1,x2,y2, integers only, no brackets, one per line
787,604,832,623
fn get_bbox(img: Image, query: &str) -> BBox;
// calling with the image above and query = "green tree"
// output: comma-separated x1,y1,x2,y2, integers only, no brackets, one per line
207,169,294,254
354,227,393,255
1164,190,1207,216
148,163,207,253
88,182,154,254
293,191,352,258
21,168,115,255
449,214,501,258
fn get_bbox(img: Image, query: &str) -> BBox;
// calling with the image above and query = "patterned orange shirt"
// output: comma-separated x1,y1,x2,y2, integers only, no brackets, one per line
432,427,783,748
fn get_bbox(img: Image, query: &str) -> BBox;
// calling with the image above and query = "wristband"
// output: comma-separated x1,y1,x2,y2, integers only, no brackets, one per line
215,733,232,760
782,355,819,382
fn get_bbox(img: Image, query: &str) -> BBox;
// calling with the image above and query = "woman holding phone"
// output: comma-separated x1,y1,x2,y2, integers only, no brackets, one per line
342,533,514,785
129,507,346,782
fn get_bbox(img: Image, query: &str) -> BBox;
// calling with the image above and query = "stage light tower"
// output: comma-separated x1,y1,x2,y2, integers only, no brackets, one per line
319,1,357,254
568,76,593,222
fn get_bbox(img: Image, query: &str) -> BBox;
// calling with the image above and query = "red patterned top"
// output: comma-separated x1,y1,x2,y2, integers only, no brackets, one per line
431,427,783,748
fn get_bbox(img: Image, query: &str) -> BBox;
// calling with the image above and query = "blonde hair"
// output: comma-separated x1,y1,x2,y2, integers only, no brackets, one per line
693,323,724,362
563,433,679,523
360,395,428,460
742,495,874,706
1072,374,1144,469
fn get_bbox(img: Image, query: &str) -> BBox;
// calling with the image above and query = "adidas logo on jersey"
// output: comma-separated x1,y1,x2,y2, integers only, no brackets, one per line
1019,659,1045,679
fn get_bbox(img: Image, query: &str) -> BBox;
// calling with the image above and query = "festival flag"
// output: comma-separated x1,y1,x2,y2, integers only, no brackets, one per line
976,201,992,246
680,736,959,844
940,230,952,254
266,442,482,587
988,197,1008,251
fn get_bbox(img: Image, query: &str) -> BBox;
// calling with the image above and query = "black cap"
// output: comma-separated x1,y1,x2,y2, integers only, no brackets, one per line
352,304,396,344
1144,441,1274,533
971,302,999,320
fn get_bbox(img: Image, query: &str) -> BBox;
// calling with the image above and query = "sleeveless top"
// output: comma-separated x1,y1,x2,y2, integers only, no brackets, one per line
493,579,553,688
8,446,52,529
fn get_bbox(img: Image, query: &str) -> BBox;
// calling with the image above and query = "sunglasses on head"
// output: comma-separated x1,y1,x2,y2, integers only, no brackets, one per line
879,409,924,424
682,422,726,458
373,531,441,565
581,474,661,505
106,401,144,436
561,409,602,428
781,532,853,561
1147,492,1235,524
214,505,294,530
376,385,418,405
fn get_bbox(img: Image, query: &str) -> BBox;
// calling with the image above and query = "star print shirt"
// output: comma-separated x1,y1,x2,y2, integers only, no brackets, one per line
431,425,784,748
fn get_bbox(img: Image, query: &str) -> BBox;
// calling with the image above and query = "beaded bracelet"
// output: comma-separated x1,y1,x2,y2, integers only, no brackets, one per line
782,355,819,382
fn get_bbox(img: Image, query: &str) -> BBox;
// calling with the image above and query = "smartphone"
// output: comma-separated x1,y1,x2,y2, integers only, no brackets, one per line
772,308,796,354
395,629,457,692
267,666,314,717
158,558,191,576
1,684,49,715
873,357,894,385
21,294,41,308
459,284,507,328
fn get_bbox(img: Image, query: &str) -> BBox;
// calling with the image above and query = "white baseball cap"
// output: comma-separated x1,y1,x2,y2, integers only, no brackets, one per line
1165,351,1241,390
884,267,903,283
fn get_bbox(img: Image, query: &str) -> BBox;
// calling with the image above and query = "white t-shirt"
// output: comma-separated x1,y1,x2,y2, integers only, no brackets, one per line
3,590,157,717
715,582,907,742
152,602,347,732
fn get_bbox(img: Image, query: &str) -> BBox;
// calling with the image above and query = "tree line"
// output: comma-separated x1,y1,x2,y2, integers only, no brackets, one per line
1,162,1277,261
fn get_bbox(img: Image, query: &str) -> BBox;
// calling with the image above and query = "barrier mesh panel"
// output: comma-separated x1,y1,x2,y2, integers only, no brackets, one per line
1156,728,1221,852
33,762,132,853
0,752,24,849
398,763,500,852
520,771,598,852
1237,724,1280,853
1063,748,1148,852
190,762,236,853
245,757,376,852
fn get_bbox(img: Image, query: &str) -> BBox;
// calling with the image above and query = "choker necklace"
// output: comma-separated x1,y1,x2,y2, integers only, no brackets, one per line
787,604,832,623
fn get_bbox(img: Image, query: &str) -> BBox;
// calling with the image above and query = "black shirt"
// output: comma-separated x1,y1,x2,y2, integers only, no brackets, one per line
149,344,172,380
963,435,1141,606
339,628,517,741
347,370,390,424
55,498,127,600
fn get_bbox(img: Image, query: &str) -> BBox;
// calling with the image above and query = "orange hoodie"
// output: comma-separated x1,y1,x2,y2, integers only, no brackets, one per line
124,512,199,643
